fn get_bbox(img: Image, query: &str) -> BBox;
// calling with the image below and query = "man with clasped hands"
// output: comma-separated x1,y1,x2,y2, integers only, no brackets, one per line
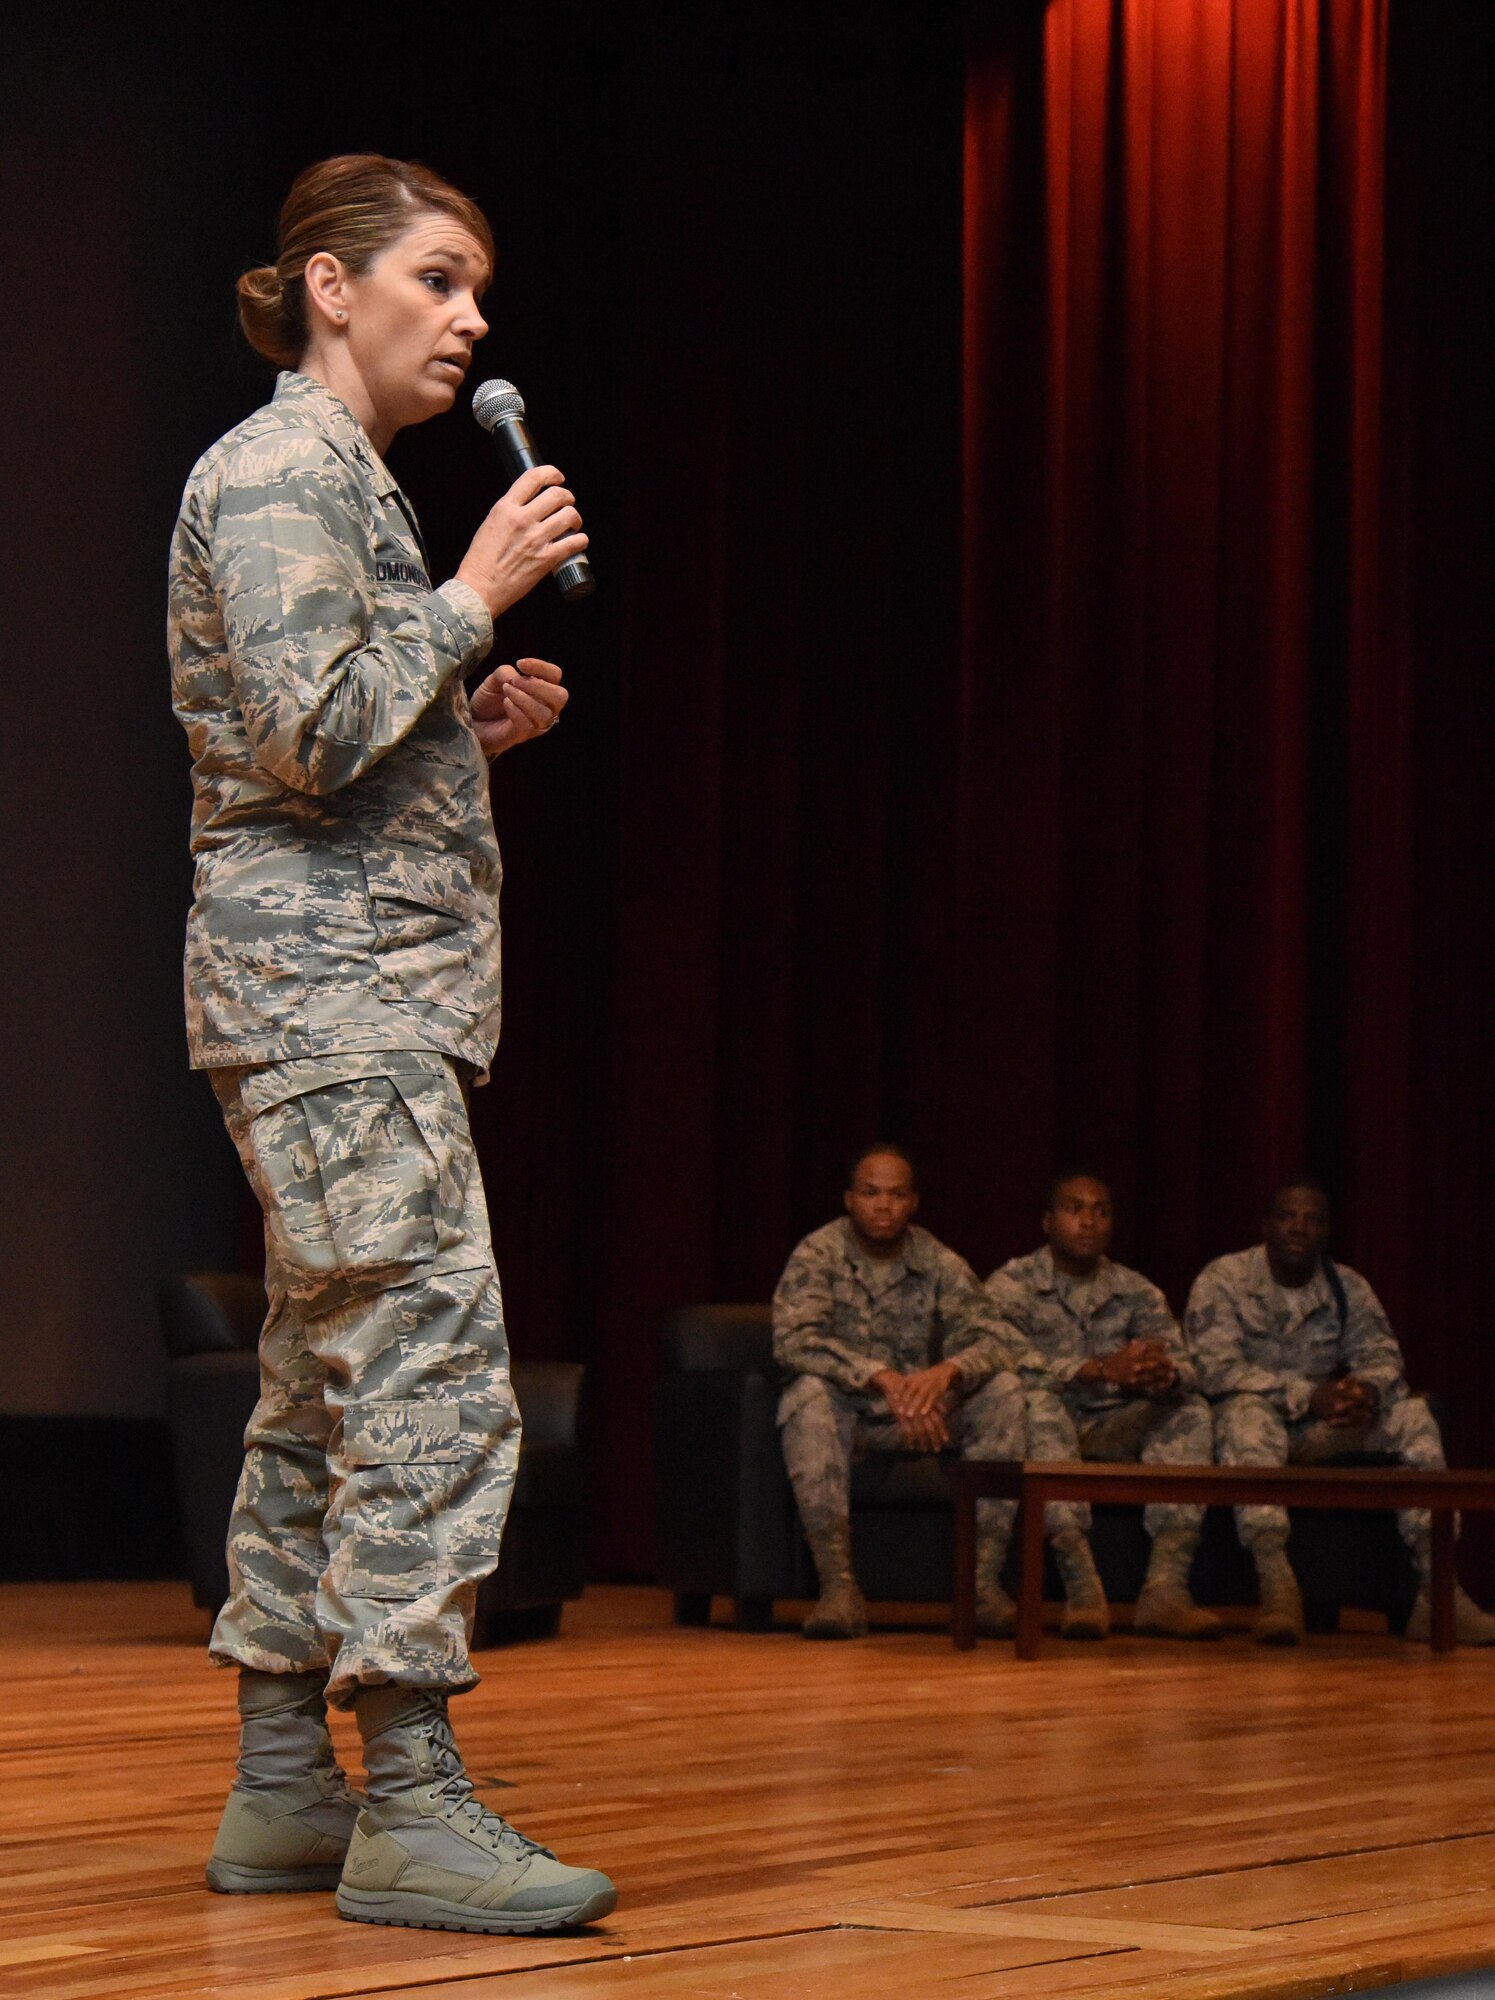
1188,1180,1495,1646
986,1174,1221,1642
772,1147,1038,1639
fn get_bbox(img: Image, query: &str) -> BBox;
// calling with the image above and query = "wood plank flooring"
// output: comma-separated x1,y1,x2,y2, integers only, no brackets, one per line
3,1582,1494,1997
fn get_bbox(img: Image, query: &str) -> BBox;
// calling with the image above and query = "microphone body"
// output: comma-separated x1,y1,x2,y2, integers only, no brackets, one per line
471,379,595,602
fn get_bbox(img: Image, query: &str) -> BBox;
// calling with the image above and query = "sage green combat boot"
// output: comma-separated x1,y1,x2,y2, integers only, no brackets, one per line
1402,1539,1495,1644
1054,1529,1110,1640
974,1524,1017,1639
336,1687,616,1934
1132,1529,1224,1639
801,1519,868,1639
1405,1583,1495,1645
206,1670,359,1893
1251,1535,1304,1646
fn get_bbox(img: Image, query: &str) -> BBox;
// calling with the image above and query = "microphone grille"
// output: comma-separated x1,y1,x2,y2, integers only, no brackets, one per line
472,377,525,431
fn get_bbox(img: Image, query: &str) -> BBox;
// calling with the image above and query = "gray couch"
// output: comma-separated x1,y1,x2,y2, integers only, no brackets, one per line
158,1272,586,1645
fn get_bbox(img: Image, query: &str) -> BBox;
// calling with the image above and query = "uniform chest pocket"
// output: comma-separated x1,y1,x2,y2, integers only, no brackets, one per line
371,490,430,590
1295,1318,1342,1374
828,1278,870,1339
1242,1327,1287,1366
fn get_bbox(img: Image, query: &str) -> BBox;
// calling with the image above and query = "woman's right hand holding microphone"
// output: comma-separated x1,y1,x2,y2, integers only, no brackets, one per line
456,464,586,620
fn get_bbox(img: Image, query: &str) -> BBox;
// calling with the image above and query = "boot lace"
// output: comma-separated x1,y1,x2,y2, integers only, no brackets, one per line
312,1732,357,1805
417,1702,555,1861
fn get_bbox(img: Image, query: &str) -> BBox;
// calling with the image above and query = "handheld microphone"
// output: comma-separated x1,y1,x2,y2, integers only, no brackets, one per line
471,378,595,602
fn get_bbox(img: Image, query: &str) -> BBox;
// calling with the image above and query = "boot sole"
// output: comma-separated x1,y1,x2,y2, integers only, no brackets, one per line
1253,1623,1302,1647
1405,1619,1495,1646
1132,1620,1226,1640
207,1858,345,1894
336,1884,617,1933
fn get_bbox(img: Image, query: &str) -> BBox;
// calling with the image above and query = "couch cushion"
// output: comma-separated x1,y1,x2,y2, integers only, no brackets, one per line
510,1360,582,1448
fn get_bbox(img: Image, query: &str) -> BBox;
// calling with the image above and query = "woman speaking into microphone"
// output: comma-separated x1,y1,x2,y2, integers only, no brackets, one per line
168,153,614,1933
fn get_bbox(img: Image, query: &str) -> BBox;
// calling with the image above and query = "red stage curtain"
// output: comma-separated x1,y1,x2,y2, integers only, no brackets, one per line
534,7,1491,1576
960,0,1396,1296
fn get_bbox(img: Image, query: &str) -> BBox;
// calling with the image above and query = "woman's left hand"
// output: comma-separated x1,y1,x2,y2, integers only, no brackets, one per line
468,656,569,758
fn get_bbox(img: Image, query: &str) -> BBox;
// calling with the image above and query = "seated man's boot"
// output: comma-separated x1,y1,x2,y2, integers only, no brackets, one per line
1251,1536,1305,1646
1406,1585,1495,1646
974,1528,1016,1638
1053,1530,1110,1640
337,1687,616,1933
1132,1529,1224,1640
802,1520,868,1639
207,1669,359,1893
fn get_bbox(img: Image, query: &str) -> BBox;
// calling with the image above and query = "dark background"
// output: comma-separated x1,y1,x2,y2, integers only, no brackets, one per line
0,3,1487,1583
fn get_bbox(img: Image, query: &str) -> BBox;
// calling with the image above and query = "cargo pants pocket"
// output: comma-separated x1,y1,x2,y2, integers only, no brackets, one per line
297,1077,442,1287
382,1063,491,1273
341,1398,468,1601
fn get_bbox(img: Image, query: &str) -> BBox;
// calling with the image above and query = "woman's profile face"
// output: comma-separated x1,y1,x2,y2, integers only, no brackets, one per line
335,212,491,436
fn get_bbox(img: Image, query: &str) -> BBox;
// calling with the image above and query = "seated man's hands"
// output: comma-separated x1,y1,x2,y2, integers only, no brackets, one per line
1127,1340,1180,1398
1079,1340,1179,1399
1308,1374,1378,1427
869,1360,963,1451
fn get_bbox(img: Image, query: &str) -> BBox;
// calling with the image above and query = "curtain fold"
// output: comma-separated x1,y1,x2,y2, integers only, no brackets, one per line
961,0,1390,1294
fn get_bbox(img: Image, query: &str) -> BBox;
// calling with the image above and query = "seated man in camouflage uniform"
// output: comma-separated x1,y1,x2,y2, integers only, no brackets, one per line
1187,1180,1495,1647
772,1146,1036,1640
986,1174,1220,1641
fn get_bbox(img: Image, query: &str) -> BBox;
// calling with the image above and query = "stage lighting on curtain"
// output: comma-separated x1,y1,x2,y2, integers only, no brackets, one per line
958,0,1395,1299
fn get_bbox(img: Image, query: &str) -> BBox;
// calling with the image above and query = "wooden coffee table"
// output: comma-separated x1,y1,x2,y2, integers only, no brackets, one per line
951,1459,1495,1657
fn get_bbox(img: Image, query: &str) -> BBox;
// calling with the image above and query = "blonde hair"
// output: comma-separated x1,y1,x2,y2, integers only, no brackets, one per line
236,153,495,367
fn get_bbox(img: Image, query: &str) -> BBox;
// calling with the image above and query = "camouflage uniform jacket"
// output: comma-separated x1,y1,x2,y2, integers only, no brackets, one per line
984,1246,1196,1409
1184,1246,1408,1419
772,1218,1039,1395
168,371,501,1071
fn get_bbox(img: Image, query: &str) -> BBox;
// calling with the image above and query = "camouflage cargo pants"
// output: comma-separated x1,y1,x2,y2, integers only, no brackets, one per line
1214,1390,1445,1555
1027,1390,1214,1539
208,1051,519,1706
778,1372,1025,1563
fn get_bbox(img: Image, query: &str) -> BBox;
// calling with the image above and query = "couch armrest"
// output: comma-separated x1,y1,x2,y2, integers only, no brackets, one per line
511,1360,583,1450
661,1304,775,1375
654,1366,804,1600
165,1348,260,1610
158,1273,267,1359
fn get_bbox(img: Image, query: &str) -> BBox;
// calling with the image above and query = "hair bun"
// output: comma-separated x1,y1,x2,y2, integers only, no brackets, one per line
236,264,299,367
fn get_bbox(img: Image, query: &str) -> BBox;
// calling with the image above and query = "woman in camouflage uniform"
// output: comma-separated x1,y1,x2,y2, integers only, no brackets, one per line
168,153,614,1933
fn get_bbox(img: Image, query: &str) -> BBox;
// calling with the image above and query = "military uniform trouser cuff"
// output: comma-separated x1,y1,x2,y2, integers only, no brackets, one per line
237,1667,328,1716
210,1637,336,1678
325,1662,481,1712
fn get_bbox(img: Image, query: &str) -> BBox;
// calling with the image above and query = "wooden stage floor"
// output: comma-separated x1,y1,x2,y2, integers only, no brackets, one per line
4,1583,1495,1999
